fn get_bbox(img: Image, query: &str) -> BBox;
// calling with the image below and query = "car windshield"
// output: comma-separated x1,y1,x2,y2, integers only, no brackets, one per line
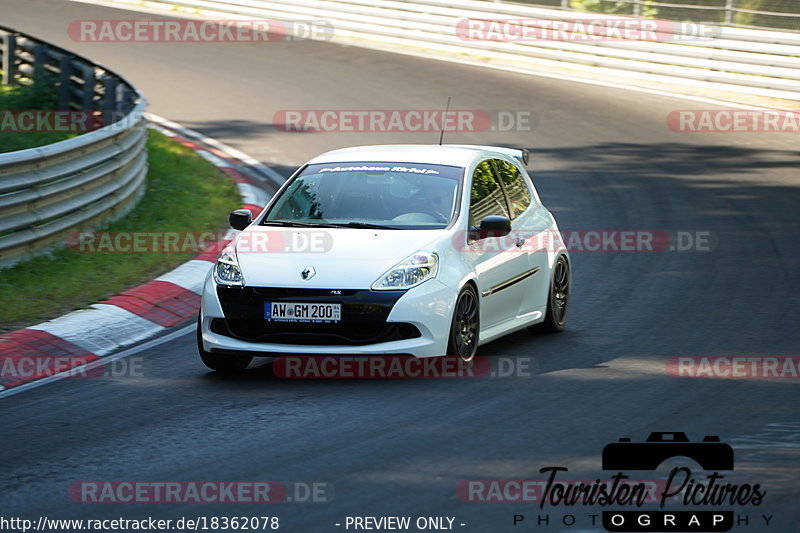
262,162,462,229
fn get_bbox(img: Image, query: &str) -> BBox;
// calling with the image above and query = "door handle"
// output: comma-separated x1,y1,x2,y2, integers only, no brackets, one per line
516,237,525,248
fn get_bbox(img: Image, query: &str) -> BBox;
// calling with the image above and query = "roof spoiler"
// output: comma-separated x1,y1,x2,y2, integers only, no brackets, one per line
444,145,529,166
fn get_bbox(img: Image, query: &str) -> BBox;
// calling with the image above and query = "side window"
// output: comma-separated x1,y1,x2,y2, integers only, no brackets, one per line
469,160,510,226
493,159,532,219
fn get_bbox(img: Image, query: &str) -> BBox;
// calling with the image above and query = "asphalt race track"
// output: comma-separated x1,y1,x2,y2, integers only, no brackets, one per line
1,1,799,531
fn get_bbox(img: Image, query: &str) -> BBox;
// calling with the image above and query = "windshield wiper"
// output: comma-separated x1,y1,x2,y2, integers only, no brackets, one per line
261,220,338,228
331,222,398,230
262,220,399,229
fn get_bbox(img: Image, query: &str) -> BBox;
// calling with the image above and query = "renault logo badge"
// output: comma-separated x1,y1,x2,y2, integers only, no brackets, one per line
301,266,316,280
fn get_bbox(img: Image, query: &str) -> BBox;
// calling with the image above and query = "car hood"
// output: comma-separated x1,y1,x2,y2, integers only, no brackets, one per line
235,226,447,288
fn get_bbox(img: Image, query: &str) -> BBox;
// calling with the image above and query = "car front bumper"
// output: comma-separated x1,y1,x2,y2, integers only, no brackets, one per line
199,274,454,358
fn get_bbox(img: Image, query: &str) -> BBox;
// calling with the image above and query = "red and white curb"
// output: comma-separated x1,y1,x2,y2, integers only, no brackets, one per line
0,114,276,393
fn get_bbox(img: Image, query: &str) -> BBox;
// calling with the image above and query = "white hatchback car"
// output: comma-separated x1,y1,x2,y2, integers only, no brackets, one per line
198,144,570,371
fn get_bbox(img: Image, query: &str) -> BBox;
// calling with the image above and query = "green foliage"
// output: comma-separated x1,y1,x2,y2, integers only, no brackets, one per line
733,0,800,29
567,0,798,27
569,0,660,18
470,161,499,203
0,77,58,110
516,0,797,28
0,79,73,153
570,0,635,15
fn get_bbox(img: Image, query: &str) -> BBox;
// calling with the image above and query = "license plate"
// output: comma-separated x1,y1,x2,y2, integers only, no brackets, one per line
264,302,341,323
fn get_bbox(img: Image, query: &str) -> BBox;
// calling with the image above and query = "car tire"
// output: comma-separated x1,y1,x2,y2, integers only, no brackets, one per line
197,317,252,372
529,255,570,334
447,284,480,361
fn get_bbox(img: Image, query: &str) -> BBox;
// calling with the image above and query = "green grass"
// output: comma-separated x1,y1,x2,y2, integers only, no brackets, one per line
0,81,77,153
0,129,240,332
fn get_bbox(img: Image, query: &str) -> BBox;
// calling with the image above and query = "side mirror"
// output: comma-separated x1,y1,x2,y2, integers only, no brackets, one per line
229,209,253,231
470,215,511,240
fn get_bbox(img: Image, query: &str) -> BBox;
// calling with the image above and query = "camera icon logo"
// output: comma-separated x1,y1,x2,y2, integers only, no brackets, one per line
602,432,734,471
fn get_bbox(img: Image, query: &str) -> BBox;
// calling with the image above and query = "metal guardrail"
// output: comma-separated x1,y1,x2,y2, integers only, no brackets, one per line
142,0,800,100
0,25,148,269
513,0,800,30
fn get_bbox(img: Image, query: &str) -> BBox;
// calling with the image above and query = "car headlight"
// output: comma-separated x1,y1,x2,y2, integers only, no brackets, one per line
372,251,438,290
213,247,244,286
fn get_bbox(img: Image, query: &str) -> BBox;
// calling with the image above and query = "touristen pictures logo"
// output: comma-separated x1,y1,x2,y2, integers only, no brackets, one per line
461,432,771,532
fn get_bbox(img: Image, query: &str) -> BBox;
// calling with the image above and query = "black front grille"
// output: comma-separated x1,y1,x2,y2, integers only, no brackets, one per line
215,286,420,345
211,318,420,345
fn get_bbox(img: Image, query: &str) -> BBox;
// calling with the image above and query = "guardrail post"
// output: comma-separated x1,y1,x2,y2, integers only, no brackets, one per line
81,64,96,112
633,0,642,17
57,55,73,109
32,44,47,83
2,33,16,85
561,0,569,8
724,0,734,25
117,84,130,116
102,76,119,127
119,84,136,115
